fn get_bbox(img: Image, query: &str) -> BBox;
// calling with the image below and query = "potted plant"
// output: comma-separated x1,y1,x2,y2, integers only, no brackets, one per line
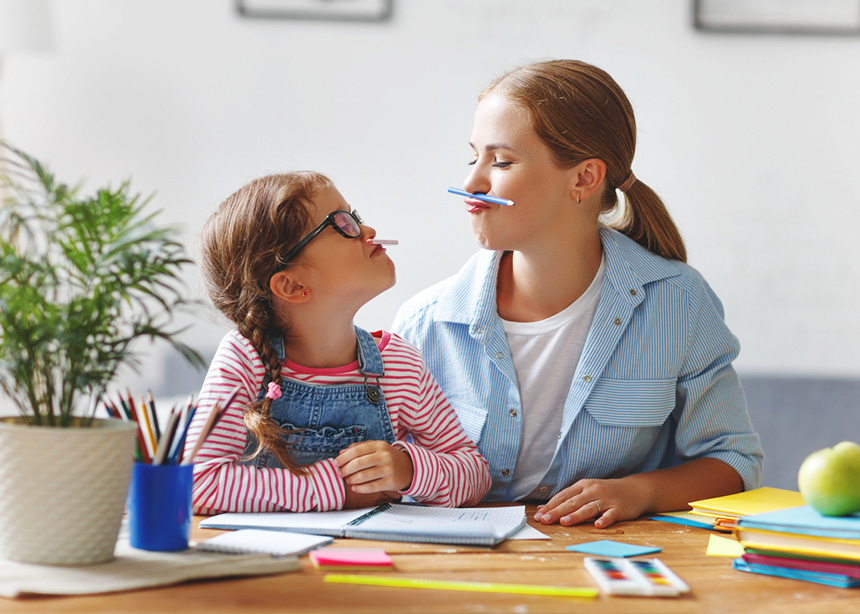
0,142,205,565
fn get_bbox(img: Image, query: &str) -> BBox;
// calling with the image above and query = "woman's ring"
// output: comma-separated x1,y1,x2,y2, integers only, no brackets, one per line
592,501,602,516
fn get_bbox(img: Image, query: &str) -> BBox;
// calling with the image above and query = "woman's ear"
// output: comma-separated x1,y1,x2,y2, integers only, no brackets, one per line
270,271,310,303
572,158,607,200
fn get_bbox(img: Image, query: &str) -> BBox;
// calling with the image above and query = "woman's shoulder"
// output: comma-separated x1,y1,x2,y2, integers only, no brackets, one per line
394,250,500,330
601,227,713,294
601,228,728,323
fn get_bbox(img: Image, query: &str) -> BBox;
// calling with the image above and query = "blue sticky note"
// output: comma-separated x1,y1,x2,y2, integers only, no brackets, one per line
565,540,662,557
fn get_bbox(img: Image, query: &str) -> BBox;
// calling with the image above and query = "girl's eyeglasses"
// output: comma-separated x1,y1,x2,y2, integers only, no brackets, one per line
281,209,363,265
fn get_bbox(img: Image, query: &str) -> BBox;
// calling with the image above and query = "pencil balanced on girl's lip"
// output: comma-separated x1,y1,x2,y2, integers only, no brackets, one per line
184,171,491,515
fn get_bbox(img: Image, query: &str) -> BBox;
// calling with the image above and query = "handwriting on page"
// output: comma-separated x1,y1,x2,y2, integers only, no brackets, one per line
379,509,493,525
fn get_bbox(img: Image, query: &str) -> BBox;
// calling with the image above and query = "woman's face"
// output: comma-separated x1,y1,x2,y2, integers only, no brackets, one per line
462,92,580,253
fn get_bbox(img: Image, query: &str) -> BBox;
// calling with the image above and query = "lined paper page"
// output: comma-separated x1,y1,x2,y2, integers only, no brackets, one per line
354,505,526,538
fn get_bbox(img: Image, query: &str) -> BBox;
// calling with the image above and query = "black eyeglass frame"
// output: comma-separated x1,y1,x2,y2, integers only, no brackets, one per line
279,209,363,266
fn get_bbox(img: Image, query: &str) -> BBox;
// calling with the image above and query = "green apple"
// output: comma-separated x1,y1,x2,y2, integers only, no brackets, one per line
797,441,860,516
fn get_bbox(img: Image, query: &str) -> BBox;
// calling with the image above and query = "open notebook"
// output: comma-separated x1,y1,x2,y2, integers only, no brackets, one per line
199,504,527,547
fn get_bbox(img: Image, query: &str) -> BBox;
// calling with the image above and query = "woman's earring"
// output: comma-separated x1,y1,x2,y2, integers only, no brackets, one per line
576,193,581,204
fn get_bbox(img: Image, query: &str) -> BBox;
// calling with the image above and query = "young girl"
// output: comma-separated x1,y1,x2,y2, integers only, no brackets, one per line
393,60,764,528
186,171,490,514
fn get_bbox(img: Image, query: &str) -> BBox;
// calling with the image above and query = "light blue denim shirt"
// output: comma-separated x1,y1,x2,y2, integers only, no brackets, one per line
392,227,763,501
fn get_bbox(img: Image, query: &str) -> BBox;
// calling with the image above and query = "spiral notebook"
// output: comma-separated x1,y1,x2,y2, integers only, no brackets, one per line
199,503,526,547
197,529,333,557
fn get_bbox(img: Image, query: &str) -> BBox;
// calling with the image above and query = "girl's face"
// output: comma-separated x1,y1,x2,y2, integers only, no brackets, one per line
463,92,581,253
295,186,395,308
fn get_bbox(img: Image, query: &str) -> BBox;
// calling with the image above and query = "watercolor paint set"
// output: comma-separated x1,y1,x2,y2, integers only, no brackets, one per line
583,557,690,597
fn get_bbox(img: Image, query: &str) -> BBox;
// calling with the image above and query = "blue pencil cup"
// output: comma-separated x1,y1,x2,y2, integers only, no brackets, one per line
128,462,193,551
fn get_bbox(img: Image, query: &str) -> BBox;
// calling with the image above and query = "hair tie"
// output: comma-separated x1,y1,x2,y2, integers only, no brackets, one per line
265,381,282,400
618,170,636,192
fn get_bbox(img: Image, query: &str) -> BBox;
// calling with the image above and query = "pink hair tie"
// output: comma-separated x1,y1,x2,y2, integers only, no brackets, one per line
265,382,282,400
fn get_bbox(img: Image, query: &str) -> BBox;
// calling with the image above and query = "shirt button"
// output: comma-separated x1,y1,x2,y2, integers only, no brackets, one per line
629,289,637,296
496,351,504,359
509,409,518,417
474,326,483,335
501,469,511,477
614,317,621,326
582,374,591,382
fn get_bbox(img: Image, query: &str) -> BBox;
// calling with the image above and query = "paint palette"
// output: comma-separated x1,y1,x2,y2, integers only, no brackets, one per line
583,557,690,597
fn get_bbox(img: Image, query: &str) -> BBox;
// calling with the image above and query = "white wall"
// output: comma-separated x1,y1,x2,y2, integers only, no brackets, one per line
2,0,859,400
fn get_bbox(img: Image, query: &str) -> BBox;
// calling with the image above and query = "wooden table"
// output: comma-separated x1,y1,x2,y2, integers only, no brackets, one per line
5,506,860,613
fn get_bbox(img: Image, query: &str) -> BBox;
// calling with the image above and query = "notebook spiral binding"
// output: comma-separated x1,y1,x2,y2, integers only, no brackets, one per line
346,503,393,526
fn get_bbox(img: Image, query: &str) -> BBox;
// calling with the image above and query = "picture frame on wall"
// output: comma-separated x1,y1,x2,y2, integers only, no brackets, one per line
236,0,393,23
694,0,860,35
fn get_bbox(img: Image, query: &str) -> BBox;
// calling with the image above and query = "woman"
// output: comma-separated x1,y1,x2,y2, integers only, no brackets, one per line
393,60,763,529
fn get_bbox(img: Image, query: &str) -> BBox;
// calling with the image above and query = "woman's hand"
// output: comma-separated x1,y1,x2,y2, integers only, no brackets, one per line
532,477,651,529
532,459,744,529
337,441,414,494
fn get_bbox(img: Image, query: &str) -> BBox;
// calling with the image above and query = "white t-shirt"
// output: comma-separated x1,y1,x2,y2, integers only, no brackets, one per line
502,257,606,500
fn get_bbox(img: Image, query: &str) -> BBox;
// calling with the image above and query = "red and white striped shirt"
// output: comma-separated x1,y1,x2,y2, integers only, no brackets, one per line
185,329,491,514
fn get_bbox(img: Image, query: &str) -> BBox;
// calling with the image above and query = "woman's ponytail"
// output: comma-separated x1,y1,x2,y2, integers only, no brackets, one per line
610,179,686,263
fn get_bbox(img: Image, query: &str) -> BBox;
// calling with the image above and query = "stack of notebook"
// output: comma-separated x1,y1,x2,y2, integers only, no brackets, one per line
732,505,860,588
679,487,807,532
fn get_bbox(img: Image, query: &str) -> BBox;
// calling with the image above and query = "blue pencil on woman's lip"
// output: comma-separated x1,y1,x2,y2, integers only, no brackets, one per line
448,187,514,207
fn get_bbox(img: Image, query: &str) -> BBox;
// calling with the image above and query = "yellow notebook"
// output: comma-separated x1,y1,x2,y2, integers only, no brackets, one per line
689,487,805,520
735,527,860,562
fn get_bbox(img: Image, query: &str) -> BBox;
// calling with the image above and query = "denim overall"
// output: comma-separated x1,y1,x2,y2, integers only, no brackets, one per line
242,327,396,469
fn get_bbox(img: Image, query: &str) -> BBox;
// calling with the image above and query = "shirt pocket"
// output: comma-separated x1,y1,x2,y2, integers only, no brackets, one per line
584,378,677,427
449,401,489,444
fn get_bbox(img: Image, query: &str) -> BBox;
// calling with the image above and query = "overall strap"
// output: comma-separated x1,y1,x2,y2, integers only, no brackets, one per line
355,326,384,377
268,331,286,362
355,326,384,404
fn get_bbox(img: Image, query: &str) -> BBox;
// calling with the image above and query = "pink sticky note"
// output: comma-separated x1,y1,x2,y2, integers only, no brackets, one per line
310,548,393,569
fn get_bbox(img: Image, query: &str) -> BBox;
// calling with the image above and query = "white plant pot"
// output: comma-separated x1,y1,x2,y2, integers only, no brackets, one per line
0,417,136,565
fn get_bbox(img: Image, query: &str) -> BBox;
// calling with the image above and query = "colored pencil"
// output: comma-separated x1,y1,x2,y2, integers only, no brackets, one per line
171,402,198,464
147,390,161,440
153,405,182,465
138,394,157,458
124,397,152,465
184,401,226,464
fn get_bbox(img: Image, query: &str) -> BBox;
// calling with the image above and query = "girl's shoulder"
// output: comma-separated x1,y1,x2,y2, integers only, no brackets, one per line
375,330,427,369
204,330,267,392
217,329,261,359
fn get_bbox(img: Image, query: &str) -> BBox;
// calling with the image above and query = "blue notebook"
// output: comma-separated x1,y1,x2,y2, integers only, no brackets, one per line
199,503,526,547
733,558,860,588
738,506,860,539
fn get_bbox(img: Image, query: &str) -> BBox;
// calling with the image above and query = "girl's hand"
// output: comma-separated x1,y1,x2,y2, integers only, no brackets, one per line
337,441,414,494
532,478,650,529
341,483,397,509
